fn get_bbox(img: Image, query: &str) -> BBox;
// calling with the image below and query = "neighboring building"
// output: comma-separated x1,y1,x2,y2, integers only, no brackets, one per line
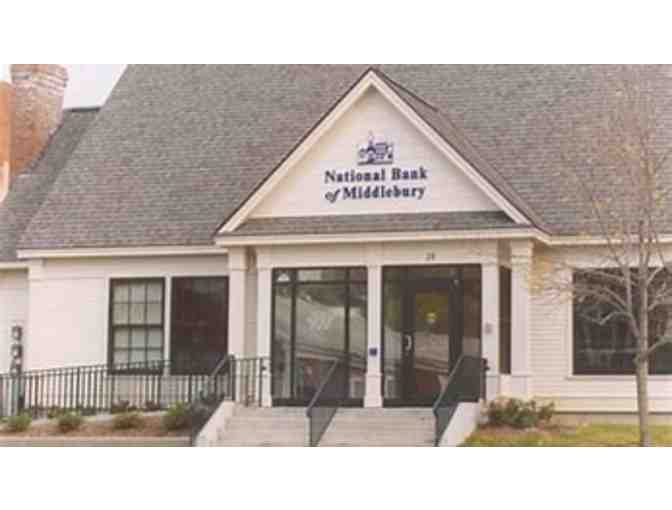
1,65,671,445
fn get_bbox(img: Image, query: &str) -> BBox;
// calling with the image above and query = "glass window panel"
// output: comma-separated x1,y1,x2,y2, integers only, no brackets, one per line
294,284,347,401
110,279,165,373
349,284,368,399
274,269,294,284
408,267,460,281
113,350,129,365
462,267,482,358
298,269,346,282
349,268,367,282
148,329,163,349
146,303,163,325
171,277,228,374
272,285,293,400
499,267,512,375
147,282,163,302
131,328,146,349
114,328,130,349
113,304,129,325
574,271,636,375
130,349,146,364
113,284,130,303
130,303,145,324
384,268,406,281
271,267,368,403
130,283,146,303
383,281,404,400
413,288,452,402
147,349,163,363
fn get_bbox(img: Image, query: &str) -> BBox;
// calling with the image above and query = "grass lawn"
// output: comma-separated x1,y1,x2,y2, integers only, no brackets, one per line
463,424,672,447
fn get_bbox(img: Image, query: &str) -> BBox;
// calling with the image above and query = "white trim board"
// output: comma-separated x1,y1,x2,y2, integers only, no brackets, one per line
215,228,545,248
17,245,228,260
0,262,28,270
218,69,531,234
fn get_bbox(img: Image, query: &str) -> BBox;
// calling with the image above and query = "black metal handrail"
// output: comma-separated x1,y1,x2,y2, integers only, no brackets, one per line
432,355,487,447
189,355,236,444
306,357,346,447
0,359,230,420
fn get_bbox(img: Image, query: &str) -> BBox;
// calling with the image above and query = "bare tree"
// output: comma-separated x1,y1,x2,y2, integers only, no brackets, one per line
541,66,672,446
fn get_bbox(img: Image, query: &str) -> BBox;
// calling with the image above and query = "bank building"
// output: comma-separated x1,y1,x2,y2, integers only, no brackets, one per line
1,65,671,446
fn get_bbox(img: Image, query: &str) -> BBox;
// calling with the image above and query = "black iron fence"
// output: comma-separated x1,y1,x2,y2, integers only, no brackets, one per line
432,355,487,447
0,357,269,421
306,357,347,447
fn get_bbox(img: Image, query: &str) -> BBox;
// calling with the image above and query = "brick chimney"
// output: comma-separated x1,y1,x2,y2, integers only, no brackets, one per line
9,64,68,180
0,80,11,202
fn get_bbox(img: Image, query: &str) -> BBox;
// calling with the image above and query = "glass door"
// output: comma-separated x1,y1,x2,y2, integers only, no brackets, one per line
404,284,458,406
383,266,481,407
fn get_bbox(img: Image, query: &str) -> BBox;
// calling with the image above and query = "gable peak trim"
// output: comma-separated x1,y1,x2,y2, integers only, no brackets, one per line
217,69,530,235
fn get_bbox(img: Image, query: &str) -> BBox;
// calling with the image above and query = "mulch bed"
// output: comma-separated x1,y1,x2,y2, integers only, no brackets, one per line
0,416,188,438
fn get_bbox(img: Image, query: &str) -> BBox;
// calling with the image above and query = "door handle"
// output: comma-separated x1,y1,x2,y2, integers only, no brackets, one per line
404,335,414,354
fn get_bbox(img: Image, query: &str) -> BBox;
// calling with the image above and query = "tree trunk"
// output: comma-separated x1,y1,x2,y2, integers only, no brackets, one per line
637,272,651,447
637,264,652,447
635,357,651,446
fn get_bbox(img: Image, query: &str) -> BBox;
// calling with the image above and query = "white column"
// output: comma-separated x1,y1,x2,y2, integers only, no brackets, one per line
228,247,247,359
365,263,383,408
256,265,273,407
481,262,500,401
510,240,533,399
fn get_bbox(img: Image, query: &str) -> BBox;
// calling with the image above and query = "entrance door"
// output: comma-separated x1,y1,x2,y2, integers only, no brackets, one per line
402,284,461,406
383,267,480,407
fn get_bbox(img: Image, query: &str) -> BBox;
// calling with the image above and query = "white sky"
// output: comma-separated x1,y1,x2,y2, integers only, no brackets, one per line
0,64,126,108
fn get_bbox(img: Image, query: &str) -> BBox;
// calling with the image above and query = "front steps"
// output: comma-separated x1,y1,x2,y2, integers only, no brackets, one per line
215,407,308,447
319,409,435,447
212,407,437,447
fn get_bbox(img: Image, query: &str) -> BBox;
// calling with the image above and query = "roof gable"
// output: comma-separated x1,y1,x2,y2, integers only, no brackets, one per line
219,69,532,234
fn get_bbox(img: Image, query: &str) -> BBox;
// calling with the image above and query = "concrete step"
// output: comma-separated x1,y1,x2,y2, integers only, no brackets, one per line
212,406,438,447
216,439,307,447
234,407,307,417
319,408,436,447
337,408,433,417
214,406,308,447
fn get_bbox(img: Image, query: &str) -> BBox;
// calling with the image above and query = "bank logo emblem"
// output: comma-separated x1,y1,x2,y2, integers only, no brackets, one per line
358,132,394,166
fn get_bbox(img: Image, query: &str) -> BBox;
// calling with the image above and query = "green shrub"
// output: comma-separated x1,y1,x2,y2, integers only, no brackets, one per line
111,401,139,414
538,402,556,424
487,399,555,430
57,412,85,434
162,403,192,431
112,412,145,430
47,407,66,420
144,401,162,413
4,414,32,433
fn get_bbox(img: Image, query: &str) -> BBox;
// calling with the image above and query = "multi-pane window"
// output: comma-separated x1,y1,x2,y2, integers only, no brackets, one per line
573,271,672,375
171,277,229,374
109,279,165,368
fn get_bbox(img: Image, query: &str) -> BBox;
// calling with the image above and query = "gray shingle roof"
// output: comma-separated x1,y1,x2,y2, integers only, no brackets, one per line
225,211,518,237
0,109,98,262
16,65,672,251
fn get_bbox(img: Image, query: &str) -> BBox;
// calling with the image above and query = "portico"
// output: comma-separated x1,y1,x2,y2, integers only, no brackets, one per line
222,236,535,408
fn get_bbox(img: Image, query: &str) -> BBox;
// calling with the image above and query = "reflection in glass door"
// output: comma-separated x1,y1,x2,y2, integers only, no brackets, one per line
409,288,454,405
271,268,368,406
